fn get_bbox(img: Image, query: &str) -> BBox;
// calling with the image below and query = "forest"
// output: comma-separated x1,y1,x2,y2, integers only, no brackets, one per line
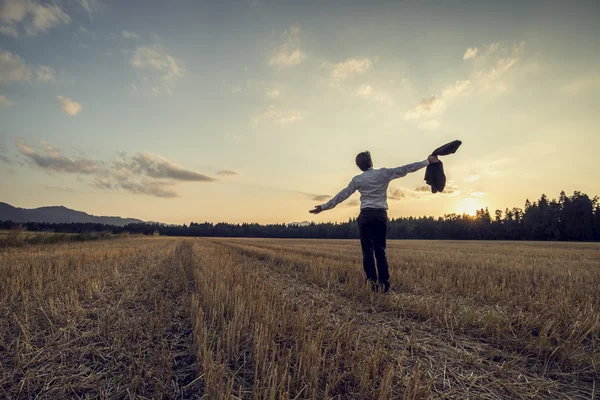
2,191,599,241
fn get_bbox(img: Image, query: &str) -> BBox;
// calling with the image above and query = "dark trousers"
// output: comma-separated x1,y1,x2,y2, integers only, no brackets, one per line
358,208,389,284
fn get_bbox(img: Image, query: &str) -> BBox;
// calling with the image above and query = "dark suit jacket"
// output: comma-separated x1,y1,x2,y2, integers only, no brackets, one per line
424,140,462,193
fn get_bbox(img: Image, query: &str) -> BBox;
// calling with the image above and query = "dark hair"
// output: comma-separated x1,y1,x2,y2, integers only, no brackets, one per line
355,151,373,171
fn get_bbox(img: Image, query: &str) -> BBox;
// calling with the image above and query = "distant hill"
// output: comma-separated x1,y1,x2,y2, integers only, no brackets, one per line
0,202,144,226
288,221,312,226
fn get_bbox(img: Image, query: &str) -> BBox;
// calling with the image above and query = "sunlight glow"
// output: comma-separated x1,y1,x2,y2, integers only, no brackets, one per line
456,198,485,216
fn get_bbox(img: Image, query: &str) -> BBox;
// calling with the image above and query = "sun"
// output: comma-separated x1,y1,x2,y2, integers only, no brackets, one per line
456,198,485,216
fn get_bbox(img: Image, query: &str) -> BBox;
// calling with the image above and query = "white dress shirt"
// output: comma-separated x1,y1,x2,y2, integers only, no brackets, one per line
320,160,430,211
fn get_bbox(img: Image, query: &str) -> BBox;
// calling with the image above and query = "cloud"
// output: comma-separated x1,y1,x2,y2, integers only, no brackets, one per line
103,152,216,197
35,65,55,82
441,80,470,101
263,105,302,124
128,152,216,181
265,89,280,99
0,0,70,37
122,30,141,40
405,42,526,127
93,177,113,190
270,48,306,67
15,139,217,198
465,174,480,182
324,57,372,81
0,50,57,84
16,140,102,174
312,194,330,201
472,41,525,93
0,50,31,82
356,84,387,102
414,181,460,196
269,24,306,67
130,45,185,94
56,96,82,116
119,179,179,198
463,47,478,60
344,199,360,207
388,188,406,200
216,169,239,176
404,96,445,120
78,0,101,21
0,144,11,163
0,95,13,107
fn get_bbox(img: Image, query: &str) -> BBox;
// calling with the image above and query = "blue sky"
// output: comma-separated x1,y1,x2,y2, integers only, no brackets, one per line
1,0,599,224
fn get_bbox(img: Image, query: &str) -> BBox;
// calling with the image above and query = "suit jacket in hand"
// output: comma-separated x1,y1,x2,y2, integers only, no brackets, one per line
424,140,462,193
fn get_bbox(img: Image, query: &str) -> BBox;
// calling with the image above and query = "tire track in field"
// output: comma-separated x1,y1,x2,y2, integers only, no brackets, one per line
211,239,596,400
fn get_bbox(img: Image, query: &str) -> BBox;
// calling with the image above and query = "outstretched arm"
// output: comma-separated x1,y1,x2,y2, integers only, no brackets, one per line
386,155,438,181
309,179,357,214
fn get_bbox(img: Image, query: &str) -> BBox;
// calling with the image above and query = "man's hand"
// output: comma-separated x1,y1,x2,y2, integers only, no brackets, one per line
428,155,439,164
309,205,323,214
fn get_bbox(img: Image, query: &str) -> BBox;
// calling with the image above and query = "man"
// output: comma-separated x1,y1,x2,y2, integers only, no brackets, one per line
309,151,439,292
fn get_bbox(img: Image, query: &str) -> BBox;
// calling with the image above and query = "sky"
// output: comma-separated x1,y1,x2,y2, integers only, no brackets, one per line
1,0,599,225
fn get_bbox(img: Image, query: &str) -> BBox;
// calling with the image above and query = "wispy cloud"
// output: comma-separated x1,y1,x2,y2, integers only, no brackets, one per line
356,84,387,102
217,169,240,176
0,50,56,84
16,140,102,174
344,199,360,207
77,0,101,22
404,96,445,120
0,50,32,82
128,152,216,182
130,45,185,94
35,65,56,82
55,96,82,116
312,194,330,201
463,47,478,60
406,41,526,128
0,95,13,107
269,24,306,67
0,0,70,37
323,57,372,81
122,30,141,40
263,105,302,124
14,140,220,198
118,179,179,198
388,188,407,200
0,144,12,164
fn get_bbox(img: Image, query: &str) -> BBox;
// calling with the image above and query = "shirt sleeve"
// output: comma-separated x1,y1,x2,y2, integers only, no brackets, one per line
320,179,357,211
385,159,429,181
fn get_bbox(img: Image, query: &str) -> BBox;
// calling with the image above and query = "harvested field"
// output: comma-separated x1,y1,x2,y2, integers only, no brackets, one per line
1,237,598,399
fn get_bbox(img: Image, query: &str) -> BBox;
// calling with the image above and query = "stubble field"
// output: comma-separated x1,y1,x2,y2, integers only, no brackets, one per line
1,237,598,399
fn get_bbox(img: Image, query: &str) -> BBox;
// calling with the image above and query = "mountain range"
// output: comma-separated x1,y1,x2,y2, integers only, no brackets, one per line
0,202,144,227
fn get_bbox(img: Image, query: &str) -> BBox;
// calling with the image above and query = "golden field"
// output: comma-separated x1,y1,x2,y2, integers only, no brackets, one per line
1,237,598,399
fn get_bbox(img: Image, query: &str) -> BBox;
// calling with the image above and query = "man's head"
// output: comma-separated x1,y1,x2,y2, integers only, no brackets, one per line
355,151,373,171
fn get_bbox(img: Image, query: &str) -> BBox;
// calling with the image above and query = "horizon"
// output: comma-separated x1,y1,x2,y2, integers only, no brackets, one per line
1,0,599,225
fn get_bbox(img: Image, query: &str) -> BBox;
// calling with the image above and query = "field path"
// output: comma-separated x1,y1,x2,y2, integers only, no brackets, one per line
210,238,596,400
1,239,202,399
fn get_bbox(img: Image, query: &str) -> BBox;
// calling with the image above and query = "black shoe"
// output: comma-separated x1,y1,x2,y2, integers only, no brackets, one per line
382,281,390,293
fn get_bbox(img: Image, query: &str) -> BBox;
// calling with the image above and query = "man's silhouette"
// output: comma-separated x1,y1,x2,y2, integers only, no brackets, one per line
310,151,439,292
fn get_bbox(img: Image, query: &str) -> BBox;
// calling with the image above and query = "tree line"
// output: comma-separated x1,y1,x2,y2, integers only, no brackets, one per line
1,191,599,241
